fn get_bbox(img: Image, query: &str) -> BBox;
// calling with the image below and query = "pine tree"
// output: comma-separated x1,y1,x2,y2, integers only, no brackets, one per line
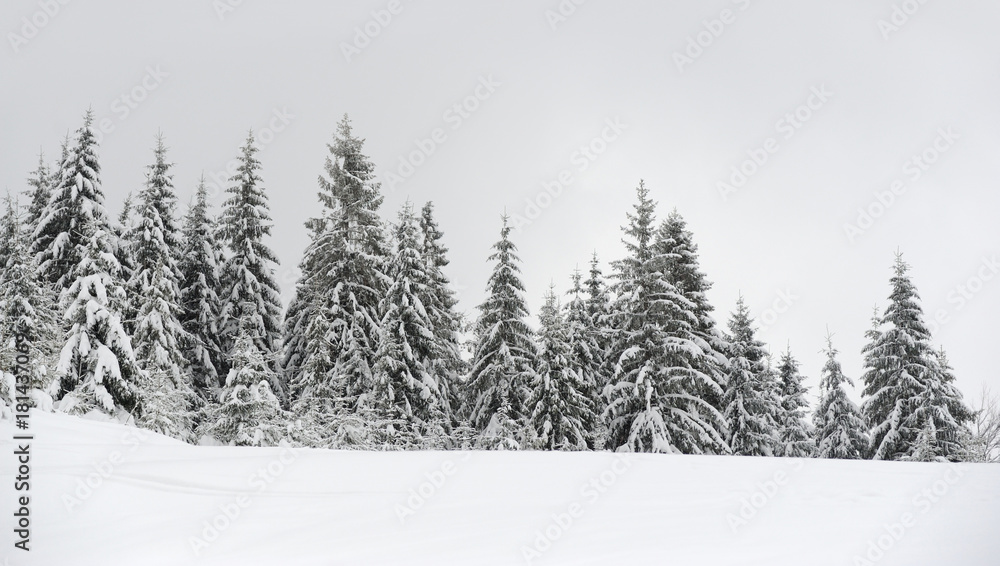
179,178,225,392
861,254,969,460
813,336,867,459
33,110,115,289
775,347,815,457
605,182,727,454
529,285,597,450
723,296,781,456
0,198,59,411
286,115,390,415
53,226,143,418
583,253,613,397
418,201,466,419
371,203,445,431
23,150,54,237
218,132,284,398
564,270,603,445
128,138,190,386
466,215,538,438
113,192,137,327
905,348,974,461
654,209,730,418
206,314,286,446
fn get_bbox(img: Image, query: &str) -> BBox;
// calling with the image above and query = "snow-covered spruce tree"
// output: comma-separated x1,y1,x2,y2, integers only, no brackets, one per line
722,296,781,456
564,270,603,445
529,285,597,450
205,313,286,447
583,253,613,401
113,192,137,320
654,209,731,418
23,150,55,237
127,136,182,293
52,226,143,419
813,336,867,459
903,348,974,461
33,110,115,289
128,138,192,384
775,347,815,457
286,115,390,417
133,254,200,440
371,203,446,437
466,215,538,448
218,132,284,398
0,198,59,412
604,182,727,454
861,254,972,460
179,178,225,393
418,201,466,420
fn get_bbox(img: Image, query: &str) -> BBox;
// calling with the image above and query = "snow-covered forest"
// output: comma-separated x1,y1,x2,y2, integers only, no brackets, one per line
2,109,998,464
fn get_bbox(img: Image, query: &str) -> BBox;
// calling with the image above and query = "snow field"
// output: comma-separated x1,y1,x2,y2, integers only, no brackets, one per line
2,410,999,565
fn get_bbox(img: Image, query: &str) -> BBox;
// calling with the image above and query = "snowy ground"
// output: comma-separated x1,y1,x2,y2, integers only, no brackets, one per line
2,411,999,566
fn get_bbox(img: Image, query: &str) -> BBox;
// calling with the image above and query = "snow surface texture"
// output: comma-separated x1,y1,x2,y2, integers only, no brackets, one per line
2,411,998,565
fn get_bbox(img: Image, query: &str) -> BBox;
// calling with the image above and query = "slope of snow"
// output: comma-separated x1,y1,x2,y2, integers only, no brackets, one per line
1,410,998,565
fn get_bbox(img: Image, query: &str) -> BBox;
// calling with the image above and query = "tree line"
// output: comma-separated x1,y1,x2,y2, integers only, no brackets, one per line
0,110,994,463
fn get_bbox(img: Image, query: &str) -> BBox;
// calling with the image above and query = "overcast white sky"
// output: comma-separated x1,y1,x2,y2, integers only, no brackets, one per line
2,0,998,405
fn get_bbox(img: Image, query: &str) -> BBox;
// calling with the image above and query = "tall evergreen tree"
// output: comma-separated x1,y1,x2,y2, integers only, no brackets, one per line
418,201,466,419
23,150,55,237
286,115,390,415
654,209,730,416
813,336,868,459
128,137,190,387
52,227,142,418
371,203,445,430
604,182,727,454
466,215,538,440
564,270,603,445
583,253,613,395
861,254,970,460
722,296,781,456
179,178,225,392
0,198,59,410
529,285,597,450
33,110,114,289
775,347,815,457
218,132,284,398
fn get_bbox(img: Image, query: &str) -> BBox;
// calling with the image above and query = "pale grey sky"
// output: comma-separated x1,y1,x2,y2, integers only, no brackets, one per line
2,0,998,405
